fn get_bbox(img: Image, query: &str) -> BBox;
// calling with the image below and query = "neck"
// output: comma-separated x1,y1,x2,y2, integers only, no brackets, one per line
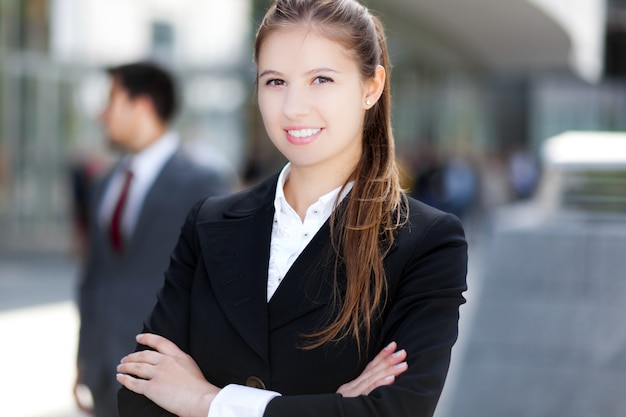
283,163,354,220
130,124,167,154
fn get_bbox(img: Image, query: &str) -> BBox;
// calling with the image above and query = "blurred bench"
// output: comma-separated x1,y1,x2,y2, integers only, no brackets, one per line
537,130,626,219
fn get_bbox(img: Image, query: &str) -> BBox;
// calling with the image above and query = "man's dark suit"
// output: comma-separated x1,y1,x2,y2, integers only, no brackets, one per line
118,173,468,417
77,150,230,416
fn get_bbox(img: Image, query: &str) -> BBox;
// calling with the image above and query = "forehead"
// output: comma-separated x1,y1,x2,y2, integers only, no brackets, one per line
258,27,358,72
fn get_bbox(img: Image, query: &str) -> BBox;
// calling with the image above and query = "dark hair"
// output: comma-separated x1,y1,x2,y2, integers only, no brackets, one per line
106,61,178,123
254,0,406,353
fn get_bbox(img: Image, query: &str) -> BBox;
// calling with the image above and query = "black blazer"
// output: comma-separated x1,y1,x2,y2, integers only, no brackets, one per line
118,173,468,417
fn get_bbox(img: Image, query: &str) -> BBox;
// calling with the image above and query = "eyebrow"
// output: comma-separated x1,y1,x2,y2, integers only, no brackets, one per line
258,67,340,79
258,70,282,79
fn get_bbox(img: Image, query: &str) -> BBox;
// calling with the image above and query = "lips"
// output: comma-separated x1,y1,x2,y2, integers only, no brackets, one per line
285,127,322,145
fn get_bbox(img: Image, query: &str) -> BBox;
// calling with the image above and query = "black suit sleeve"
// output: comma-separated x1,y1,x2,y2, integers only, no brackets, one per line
264,211,468,417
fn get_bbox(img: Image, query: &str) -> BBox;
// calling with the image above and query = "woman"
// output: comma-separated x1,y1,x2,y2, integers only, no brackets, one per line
116,0,468,416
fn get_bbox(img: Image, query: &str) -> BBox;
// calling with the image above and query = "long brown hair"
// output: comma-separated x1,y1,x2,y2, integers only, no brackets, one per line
254,0,407,353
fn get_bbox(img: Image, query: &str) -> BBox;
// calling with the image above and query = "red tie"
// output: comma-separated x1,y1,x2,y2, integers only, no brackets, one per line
109,168,133,253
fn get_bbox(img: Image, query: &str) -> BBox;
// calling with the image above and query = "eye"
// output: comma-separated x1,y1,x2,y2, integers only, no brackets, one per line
265,79,286,86
313,76,333,84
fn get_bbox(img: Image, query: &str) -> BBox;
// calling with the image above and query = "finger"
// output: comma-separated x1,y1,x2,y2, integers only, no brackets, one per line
361,357,407,389
387,360,408,378
336,343,408,397
363,341,397,371
352,361,408,396
339,350,408,396
117,361,157,380
136,333,183,356
73,384,93,414
367,350,408,383
370,361,408,389
117,372,148,395
363,347,406,377
120,349,162,365
388,349,407,366
347,345,403,389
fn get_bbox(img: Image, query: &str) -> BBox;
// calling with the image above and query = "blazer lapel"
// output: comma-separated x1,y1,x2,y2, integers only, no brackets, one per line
267,218,341,331
196,176,277,363
127,152,180,250
267,199,403,332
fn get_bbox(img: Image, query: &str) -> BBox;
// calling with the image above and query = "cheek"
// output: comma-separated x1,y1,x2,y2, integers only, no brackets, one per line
258,95,280,132
109,103,128,122
327,97,365,133
110,111,127,131
324,87,363,115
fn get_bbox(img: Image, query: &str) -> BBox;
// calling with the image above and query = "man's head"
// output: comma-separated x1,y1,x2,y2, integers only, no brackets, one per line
100,61,178,152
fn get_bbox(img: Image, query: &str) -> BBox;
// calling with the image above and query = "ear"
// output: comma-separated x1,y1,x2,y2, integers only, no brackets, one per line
133,95,154,115
363,65,386,109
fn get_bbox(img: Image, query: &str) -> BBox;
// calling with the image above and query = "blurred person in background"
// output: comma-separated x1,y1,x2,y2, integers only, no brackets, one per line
508,147,540,200
115,1,468,417
74,61,233,417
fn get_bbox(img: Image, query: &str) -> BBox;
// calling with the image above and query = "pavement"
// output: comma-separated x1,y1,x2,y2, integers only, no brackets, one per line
0,251,87,417
443,206,626,417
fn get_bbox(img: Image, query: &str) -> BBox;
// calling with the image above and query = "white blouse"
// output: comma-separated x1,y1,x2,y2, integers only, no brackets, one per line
267,164,352,301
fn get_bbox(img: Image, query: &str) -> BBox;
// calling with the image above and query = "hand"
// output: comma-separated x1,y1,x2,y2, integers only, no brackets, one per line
336,341,408,397
116,333,220,417
73,366,93,414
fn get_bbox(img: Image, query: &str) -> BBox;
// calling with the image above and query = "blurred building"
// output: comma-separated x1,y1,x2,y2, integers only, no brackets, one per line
366,0,607,151
0,0,623,250
0,0,252,250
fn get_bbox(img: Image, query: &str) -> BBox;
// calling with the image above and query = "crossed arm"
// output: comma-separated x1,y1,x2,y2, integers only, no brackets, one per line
116,333,408,417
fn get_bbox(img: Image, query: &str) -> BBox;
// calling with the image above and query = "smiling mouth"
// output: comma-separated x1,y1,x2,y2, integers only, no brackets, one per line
287,128,321,138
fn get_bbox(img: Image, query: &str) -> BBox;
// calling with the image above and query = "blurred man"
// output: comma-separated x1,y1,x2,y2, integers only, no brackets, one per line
75,61,232,417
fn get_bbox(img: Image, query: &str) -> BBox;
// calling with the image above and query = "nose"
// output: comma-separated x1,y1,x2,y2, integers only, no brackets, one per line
282,85,309,120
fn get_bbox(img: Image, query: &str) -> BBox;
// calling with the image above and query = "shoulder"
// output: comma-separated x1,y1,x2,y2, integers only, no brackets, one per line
395,194,466,251
166,151,221,178
387,195,468,294
192,173,279,223
165,150,237,192
405,194,463,228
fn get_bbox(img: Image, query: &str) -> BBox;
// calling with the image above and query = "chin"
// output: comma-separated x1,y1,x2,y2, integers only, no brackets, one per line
107,140,125,153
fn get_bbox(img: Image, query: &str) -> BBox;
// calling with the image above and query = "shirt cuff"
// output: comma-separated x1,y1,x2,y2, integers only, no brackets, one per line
208,384,281,417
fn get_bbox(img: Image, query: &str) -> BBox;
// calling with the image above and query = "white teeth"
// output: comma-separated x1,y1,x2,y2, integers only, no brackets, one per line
288,128,320,138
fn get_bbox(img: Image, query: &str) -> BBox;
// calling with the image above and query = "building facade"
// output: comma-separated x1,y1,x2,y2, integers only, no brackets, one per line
1,0,621,250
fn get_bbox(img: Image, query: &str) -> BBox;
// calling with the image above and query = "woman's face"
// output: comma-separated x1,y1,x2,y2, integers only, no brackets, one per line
257,27,371,174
